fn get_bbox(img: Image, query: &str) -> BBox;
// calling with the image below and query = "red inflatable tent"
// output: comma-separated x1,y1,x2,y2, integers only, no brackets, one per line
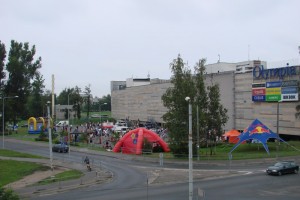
113,128,170,154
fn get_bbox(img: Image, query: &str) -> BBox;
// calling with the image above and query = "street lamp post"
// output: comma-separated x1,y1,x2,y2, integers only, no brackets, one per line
47,101,53,171
2,96,18,149
99,103,107,125
276,100,282,159
185,96,193,200
67,93,71,155
197,105,200,161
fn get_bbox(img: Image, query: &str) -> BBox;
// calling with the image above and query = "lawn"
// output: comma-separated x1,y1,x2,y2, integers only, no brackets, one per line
0,149,43,159
0,160,49,187
142,141,300,160
37,169,83,185
197,141,300,160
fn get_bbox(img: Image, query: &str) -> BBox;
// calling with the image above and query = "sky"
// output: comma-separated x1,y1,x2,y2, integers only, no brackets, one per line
1,0,300,97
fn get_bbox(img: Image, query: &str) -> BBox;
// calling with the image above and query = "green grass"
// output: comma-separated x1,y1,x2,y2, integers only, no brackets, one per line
0,149,43,159
138,141,300,161
36,169,83,185
6,126,37,142
0,160,49,187
197,141,300,160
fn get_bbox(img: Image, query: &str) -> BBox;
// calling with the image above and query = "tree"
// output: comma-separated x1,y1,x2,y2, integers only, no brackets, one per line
206,83,228,155
27,73,45,117
162,55,195,156
0,41,6,87
207,83,228,136
194,59,209,146
84,84,92,119
4,40,42,125
56,86,85,119
162,55,228,156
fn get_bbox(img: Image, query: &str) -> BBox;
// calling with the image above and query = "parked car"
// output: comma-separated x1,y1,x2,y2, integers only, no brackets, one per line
52,143,69,153
266,161,299,176
56,121,69,127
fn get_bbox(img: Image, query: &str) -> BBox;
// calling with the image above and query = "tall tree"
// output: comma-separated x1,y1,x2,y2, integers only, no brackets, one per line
84,84,91,119
27,73,45,117
162,55,195,156
74,86,84,119
194,59,209,145
4,40,42,124
162,55,228,156
0,41,6,87
207,83,228,135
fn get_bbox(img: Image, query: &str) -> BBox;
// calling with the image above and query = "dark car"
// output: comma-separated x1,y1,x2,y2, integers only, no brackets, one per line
52,143,69,153
266,161,299,176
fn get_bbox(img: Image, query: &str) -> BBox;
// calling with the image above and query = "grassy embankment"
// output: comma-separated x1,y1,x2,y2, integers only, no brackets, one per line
0,149,83,187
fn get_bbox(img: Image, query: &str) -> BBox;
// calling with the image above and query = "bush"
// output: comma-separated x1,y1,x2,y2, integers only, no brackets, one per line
0,187,19,200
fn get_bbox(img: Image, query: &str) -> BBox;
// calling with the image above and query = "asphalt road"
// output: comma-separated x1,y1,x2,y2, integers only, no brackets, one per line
3,139,300,200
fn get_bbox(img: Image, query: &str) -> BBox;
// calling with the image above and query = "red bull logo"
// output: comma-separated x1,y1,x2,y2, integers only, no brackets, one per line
249,126,270,135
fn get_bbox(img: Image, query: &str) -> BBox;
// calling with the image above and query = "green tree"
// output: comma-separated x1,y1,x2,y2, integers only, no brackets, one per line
56,86,85,120
162,55,195,156
84,84,91,119
194,59,209,145
207,84,228,136
4,40,42,125
162,55,228,156
0,41,6,86
93,94,111,112
27,73,45,117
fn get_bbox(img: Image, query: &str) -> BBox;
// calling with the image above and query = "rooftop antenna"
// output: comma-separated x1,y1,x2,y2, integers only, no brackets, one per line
147,72,150,79
218,54,220,63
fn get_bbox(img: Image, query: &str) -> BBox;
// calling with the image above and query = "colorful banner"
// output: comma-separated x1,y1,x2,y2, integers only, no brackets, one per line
252,80,299,102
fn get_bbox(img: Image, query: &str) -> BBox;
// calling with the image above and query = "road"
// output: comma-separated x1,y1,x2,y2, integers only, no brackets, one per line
3,139,300,200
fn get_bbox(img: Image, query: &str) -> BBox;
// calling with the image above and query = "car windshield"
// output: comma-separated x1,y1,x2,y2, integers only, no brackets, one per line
274,163,283,167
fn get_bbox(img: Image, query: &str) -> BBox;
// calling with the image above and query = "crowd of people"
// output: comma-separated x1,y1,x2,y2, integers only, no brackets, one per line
54,121,169,150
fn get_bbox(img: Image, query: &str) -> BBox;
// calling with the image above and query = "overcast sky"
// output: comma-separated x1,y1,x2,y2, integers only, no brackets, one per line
1,0,300,97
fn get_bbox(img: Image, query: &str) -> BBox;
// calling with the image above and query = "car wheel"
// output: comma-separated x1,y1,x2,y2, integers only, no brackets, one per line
278,171,282,176
294,169,298,174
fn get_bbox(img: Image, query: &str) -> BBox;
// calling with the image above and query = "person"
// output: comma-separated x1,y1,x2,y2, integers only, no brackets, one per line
84,156,91,171
84,156,90,164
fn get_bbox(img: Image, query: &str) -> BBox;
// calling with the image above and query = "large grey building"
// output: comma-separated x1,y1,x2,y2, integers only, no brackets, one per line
111,60,300,138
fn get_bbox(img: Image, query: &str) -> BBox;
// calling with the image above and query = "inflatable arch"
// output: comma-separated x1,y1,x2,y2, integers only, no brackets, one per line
28,117,52,134
113,128,170,154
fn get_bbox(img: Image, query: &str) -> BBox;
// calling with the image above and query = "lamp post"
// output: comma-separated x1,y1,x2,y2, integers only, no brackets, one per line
99,103,107,124
185,96,193,200
276,100,282,159
2,95,19,149
197,105,200,161
47,101,53,171
67,93,71,155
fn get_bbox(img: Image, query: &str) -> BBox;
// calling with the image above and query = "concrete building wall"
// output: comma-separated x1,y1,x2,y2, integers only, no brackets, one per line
111,62,300,137
234,71,300,136
204,71,235,131
111,81,171,123
111,72,235,130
